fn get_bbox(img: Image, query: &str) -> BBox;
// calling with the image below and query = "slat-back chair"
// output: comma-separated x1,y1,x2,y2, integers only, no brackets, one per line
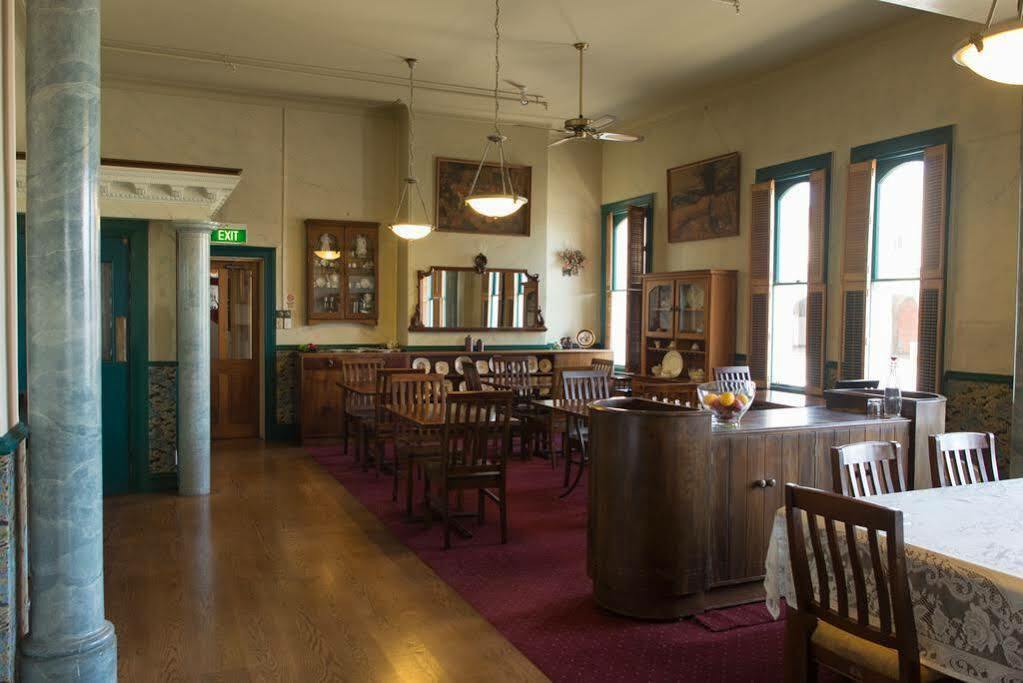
462,362,484,391
423,391,514,549
491,356,533,398
390,372,447,516
784,484,937,683
562,370,610,402
340,358,385,459
366,367,423,475
929,432,1000,488
830,441,907,498
590,358,614,377
492,356,542,458
713,365,752,383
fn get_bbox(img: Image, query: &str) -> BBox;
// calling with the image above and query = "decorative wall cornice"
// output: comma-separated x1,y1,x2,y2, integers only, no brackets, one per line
16,159,242,220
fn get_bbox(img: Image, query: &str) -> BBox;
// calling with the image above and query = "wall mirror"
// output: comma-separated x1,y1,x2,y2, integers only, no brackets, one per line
410,266,546,332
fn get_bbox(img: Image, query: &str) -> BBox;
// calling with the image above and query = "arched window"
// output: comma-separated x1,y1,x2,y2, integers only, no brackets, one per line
769,180,810,387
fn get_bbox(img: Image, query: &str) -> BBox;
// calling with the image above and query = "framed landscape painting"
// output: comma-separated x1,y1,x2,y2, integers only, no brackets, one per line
667,152,740,243
435,157,532,236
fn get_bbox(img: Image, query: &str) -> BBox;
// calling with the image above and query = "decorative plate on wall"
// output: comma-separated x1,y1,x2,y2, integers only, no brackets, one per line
435,360,450,376
526,356,539,373
476,359,490,375
412,357,431,373
454,356,473,375
576,329,596,348
538,358,553,373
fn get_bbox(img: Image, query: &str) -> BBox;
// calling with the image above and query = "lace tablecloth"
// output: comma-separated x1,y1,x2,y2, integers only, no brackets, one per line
765,478,1023,682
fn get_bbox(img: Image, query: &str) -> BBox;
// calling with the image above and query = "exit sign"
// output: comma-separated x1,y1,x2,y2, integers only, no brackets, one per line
211,225,247,244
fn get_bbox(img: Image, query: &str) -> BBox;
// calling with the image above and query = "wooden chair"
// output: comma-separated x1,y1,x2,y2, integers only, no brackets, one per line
340,358,385,460
928,432,1000,488
830,441,907,498
492,356,542,458
365,367,421,475
462,362,484,391
590,358,614,376
560,370,610,488
423,391,514,549
390,372,447,516
713,365,752,383
784,484,944,683
631,378,696,406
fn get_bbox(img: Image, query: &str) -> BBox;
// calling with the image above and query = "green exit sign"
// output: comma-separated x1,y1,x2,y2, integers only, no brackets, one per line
211,226,247,244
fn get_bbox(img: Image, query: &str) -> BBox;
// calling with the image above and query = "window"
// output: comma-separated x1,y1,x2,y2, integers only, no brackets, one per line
608,214,632,367
770,180,810,387
866,158,924,389
602,198,652,370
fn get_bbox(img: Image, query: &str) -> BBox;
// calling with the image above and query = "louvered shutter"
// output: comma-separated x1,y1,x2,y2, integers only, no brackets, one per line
748,181,774,386
917,144,948,392
625,205,647,373
840,160,875,380
805,169,828,395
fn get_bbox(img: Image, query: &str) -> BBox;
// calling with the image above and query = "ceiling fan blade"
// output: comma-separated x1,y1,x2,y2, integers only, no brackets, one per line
503,78,527,90
548,135,582,148
593,131,644,143
589,114,617,131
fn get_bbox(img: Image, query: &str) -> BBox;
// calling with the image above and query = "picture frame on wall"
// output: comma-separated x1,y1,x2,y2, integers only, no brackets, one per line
435,157,532,236
667,152,740,243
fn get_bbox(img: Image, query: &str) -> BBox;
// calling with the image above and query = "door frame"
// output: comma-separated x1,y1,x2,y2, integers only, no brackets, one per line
16,216,151,492
210,245,277,440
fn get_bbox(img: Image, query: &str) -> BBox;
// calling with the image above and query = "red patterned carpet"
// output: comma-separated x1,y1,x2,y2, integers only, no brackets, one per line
309,446,788,682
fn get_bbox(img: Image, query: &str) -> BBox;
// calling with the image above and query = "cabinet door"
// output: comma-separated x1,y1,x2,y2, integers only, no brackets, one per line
343,225,378,322
676,278,708,338
301,360,343,439
307,225,345,321
644,279,674,338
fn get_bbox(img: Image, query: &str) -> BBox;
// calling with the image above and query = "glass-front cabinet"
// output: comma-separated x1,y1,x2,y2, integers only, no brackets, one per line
644,278,674,338
676,280,707,337
305,219,379,324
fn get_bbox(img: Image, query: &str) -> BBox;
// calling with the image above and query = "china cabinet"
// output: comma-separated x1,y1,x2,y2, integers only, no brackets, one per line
305,219,379,324
639,270,737,380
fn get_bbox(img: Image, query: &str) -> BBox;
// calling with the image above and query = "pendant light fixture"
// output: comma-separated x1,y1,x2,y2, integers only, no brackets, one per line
464,0,528,219
954,0,1023,85
389,57,435,241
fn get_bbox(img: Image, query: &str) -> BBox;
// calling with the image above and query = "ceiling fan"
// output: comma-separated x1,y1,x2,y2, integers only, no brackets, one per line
549,42,643,148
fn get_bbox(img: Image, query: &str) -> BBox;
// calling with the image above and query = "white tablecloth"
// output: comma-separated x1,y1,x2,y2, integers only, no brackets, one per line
764,478,1023,682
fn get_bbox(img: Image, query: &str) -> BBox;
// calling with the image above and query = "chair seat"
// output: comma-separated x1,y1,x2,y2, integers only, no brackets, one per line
811,621,946,682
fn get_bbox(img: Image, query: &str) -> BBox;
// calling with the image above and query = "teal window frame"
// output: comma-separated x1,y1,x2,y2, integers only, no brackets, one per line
599,193,654,367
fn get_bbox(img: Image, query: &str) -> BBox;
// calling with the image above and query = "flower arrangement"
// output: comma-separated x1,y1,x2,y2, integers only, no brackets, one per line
557,248,586,277
298,343,319,353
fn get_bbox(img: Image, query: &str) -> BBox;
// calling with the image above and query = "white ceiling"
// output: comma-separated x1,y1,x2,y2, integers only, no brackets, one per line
101,0,917,127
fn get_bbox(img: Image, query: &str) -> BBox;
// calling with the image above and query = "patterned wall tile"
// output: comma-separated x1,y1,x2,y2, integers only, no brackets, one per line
276,351,298,425
943,376,1012,474
148,364,177,474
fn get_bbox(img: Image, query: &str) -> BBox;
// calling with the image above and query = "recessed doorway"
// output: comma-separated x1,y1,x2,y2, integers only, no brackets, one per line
210,258,263,439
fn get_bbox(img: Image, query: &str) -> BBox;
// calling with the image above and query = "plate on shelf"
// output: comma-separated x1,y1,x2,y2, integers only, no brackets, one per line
454,356,473,375
661,350,684,378
412,357,431,373
475,359,490,375
435,360,450,376
538,358,553,373
526,356,539,373
443,380,454,393
576,329,596,348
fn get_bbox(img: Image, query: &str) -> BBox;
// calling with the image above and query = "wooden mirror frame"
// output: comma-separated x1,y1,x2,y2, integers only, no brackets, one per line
409,265,547,332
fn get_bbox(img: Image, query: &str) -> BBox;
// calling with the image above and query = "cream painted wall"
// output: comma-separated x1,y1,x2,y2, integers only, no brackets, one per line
601,12,1021,376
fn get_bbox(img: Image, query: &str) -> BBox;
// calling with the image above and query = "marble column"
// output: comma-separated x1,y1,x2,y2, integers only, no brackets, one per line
19,0,117,680
175,221,212,496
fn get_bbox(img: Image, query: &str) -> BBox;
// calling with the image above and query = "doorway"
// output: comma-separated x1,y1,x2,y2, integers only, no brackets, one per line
210,258,262,439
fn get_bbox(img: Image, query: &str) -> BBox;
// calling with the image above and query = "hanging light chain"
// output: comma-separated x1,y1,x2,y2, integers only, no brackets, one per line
391,57,432,228
493,0,502,134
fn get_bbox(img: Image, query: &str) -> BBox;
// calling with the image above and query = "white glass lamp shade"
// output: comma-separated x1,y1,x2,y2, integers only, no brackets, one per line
313,249,341,261
465,193,528,218
390,223,434,241
954,22,1023,85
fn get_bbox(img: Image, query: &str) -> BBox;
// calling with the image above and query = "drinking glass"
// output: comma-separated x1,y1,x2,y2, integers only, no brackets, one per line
866,398,883,419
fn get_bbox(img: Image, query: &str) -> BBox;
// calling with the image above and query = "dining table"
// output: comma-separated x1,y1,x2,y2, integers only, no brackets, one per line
764,478,1023,681
532,399,592,497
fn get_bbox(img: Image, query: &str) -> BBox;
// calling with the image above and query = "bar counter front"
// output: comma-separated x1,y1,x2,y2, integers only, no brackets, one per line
587,399,911,620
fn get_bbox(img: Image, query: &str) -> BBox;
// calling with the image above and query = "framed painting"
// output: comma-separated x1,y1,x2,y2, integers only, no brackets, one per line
667,152,740,243
435,157,532,236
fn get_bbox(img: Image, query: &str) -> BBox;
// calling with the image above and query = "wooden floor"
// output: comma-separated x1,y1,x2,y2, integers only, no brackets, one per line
104,441,548,682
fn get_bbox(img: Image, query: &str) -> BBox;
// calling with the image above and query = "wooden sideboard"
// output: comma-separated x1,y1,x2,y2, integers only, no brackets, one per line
297,348,612,443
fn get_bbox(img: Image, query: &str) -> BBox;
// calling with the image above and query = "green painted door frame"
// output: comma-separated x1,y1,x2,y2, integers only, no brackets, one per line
210,244,281,441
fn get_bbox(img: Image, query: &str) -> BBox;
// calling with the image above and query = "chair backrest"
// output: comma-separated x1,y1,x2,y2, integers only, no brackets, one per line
830,441,906,498
835,379,880,390
491,356,532,397
590,358,614,376
561,370,610,402
389,372,446,410
929,432,1000,488
713,365,751,383
462,362,484,391
375,367,421,419
441,391,514,473
341,359,386,409
785,484,920,681
631,378,695,406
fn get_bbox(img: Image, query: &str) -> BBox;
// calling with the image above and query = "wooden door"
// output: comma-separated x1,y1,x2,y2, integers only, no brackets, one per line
211,260,262,439
100,236,132,494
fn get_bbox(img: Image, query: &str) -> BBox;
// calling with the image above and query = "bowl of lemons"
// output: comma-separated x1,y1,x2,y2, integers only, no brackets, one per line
697,380,756,427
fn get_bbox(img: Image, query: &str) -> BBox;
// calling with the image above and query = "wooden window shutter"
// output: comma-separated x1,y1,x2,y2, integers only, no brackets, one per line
917,144,948,392
840,160,875,380
748,180,774,386
625,205,647,372
805,169,828,395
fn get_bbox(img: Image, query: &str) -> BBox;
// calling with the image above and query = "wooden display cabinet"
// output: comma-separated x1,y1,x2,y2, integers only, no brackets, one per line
640,270,737,381
305,219,379,324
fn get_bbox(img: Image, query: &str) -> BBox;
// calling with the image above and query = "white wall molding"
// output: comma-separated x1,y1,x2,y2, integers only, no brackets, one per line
16,159,241,220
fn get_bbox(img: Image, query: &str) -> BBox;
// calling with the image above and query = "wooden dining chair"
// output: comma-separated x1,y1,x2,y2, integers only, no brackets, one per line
390,372,447,515
928,432,1000,488
830,441,907,498
561,370,611,402
365,367,421,476
423,391,514,549
462,362,484,391
492,356,542,458
340,358,385,460
590,358,614,377
713,365,752,383
784,484,942,683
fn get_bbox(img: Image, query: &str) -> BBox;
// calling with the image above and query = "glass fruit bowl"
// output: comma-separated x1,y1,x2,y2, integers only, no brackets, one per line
697,380,756,427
